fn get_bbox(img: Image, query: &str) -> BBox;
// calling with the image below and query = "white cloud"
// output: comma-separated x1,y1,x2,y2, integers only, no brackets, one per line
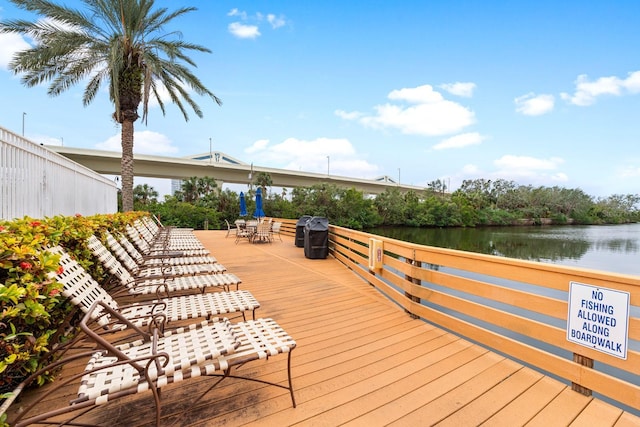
267,14,286,29
461,164,480,174
95,130,178,155
455,155,568,190
0,32,31,70
622,71,640,93
244,137,378,177
228,22,261,39
245,139,269,154
227,9,288,38
618,165,640,178
227,8,248,19
334,109,364,120
363,101,475,136
33,134,64,146
440,82,476,97
560,71,640,106
433,132,485,150
145,80,195,111
347,84,475,136
514,93,555,116
494,155,564,171
271,137,355,157
388,85,443,103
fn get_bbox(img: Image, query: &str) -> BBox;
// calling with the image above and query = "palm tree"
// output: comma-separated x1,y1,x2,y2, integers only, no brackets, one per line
196,176,218,197
0,0,221,211
253,172,273,197
179,176,217,204
133,183,158,206
180,176,199,203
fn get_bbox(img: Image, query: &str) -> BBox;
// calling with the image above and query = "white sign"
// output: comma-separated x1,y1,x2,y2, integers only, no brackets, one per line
567,281,630,359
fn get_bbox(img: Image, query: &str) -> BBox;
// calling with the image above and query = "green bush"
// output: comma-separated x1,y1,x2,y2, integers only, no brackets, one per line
0,212,146,398
150,198,219,229
0,219,69,395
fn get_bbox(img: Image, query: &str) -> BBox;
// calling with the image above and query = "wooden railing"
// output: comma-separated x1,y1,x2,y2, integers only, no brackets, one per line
275,217,639,412
278,218,298,237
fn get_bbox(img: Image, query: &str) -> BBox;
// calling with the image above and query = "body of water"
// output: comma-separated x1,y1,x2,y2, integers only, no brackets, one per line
367,223,640,277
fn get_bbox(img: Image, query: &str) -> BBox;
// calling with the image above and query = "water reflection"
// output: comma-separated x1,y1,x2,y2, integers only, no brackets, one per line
367,223,640,276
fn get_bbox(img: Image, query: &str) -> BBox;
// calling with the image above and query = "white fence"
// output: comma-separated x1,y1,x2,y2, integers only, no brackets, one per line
1,126,117,220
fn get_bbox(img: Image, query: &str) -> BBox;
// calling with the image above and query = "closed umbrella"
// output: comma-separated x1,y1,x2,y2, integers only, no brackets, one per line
239,192,247,216
253,188,265,219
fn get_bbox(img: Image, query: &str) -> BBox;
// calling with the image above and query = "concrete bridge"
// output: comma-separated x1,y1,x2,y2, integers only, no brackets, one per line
46,146,425,195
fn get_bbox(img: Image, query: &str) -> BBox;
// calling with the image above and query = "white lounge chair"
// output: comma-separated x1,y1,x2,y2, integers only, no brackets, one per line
104,231,226,278
87,236,242,296
51,246,260,328
11,300,296,427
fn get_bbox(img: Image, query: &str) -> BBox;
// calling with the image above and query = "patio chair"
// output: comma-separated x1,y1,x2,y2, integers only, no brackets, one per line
11,301,296,427
253,221,272,243
126,224,210,257
87,236,242,296
137,217,203,245
235,220,253,244
118,232,220,267
143,215,195,236
271,221,283,242
104,231,226,278
132,220,206,252
225,219,237,238
50,246,260,328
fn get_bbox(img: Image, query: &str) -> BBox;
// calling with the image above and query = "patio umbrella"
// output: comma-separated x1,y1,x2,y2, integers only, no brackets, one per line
239,192,247,216
253,188,265,218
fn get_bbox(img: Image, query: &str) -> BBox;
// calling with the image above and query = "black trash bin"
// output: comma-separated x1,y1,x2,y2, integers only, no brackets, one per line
295,215,312,247
304,216,329,259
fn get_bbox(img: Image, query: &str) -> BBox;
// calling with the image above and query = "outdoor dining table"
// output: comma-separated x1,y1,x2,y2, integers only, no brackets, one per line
246,223,258,242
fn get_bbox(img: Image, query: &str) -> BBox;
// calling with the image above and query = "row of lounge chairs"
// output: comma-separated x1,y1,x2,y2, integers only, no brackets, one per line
9,217,296,427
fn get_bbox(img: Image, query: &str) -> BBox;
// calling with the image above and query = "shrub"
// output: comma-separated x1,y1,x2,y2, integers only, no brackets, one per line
0,219,69,395
0,212,145,398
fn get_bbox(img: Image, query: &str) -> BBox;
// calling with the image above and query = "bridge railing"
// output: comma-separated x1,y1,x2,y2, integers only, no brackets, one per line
1,126,117,220
275,217,639,412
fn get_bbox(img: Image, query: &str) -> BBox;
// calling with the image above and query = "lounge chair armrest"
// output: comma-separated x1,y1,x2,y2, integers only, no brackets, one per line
81,301,151,347
140,250,186,259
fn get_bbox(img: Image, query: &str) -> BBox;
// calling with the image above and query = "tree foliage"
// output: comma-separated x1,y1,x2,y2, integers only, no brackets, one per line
137,176,639,230
0,0,221,211
133,183,158,209
253,172,273,196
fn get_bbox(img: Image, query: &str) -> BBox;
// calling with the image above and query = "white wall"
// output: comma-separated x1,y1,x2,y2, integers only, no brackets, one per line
1,126,117,220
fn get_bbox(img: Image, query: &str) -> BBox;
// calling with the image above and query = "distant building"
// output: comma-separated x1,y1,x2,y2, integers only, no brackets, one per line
171,151,248,195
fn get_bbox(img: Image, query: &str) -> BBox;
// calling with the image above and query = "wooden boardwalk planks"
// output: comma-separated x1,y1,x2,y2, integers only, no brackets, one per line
5,230,638,426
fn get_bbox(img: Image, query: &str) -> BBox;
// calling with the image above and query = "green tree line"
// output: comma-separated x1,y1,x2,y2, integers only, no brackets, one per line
131,176,640,230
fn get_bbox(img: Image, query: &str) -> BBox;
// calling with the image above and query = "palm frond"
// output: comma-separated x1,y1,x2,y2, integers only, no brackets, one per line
3,0,221,124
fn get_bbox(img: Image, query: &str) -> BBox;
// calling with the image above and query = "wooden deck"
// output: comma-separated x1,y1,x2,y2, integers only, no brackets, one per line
6,230,640,426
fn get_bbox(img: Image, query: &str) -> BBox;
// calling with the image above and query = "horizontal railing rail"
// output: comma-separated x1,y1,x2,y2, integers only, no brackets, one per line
275,217,639,412
278,218,297,237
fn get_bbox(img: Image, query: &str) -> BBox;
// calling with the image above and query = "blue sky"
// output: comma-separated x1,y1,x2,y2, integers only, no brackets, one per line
1,1,639,198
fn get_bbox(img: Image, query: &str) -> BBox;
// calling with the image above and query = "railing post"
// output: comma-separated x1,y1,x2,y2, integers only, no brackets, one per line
572,353,593,396
404,253,421,319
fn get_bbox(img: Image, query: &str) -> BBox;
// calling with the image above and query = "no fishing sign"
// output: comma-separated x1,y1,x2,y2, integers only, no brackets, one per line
567,281,630,359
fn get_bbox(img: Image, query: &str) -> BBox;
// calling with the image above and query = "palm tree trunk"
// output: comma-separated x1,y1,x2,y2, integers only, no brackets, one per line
121,119,135,212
